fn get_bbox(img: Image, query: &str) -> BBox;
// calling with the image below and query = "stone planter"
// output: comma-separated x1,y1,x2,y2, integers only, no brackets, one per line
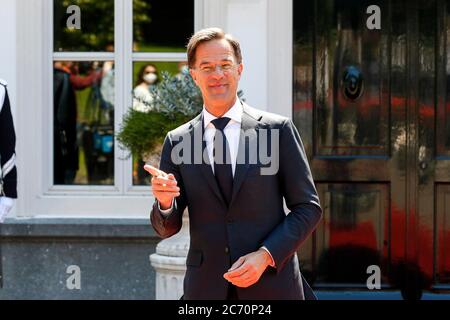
149,211,189,300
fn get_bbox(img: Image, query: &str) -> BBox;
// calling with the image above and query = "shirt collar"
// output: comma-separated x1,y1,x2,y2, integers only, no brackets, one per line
202,97,243,129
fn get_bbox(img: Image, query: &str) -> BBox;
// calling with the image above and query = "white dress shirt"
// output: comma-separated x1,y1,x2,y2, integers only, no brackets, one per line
202,98,242,176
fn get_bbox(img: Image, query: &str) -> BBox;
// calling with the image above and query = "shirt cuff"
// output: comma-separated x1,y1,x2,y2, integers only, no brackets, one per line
260,246,275,267
158,199,174,216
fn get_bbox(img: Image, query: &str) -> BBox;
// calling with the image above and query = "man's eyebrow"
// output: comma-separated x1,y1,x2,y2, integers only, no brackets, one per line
198,58,234,66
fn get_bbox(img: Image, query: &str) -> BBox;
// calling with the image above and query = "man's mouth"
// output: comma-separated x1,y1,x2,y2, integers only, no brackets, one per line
209,83,227,89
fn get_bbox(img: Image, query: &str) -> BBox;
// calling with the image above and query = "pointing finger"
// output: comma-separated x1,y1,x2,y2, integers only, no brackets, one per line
152,175,177,187
143,164,167,178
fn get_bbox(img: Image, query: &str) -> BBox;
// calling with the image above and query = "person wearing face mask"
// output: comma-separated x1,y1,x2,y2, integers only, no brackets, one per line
132,64,160,185
133,64,159,113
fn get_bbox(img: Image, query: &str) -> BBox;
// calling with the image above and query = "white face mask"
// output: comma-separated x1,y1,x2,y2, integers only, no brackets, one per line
143,73,157,84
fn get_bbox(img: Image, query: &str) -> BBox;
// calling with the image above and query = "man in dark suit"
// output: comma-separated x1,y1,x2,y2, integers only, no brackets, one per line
145,27,322,300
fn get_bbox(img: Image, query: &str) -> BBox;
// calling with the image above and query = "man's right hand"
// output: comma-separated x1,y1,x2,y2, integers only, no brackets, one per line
143,164,180,210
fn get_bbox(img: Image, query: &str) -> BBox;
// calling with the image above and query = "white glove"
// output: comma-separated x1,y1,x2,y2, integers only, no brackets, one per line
0,197,15,223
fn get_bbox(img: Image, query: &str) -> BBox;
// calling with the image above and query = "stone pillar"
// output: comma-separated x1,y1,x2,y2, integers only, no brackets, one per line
149,211,189,300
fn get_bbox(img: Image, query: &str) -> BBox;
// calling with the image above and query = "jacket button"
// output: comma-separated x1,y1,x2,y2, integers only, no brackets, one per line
225,246,230,254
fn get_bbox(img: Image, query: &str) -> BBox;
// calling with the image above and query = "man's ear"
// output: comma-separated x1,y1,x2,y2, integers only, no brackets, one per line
189,68,198,85
237,63,243,78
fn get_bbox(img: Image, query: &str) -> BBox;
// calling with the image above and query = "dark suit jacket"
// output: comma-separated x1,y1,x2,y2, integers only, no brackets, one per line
151,103,322,300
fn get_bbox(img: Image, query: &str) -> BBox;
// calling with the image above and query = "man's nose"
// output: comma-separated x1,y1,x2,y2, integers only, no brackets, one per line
210,67,225,79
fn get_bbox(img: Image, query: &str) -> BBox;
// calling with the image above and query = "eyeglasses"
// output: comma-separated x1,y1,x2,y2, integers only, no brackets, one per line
196,63,236,75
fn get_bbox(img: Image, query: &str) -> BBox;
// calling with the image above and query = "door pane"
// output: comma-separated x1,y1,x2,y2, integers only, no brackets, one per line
436,185,450,284
315,183,389,285
446,0,450,152
431,0,450,288
437,0,450,156
53,61,115,185
54,0,114,52
313,0,389,156
293,0,314,155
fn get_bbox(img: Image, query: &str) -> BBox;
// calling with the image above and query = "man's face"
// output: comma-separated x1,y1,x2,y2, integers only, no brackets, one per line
190,39,243,111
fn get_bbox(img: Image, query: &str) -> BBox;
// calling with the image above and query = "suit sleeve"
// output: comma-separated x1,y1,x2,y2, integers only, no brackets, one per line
150,133,187,238
262,119,322,271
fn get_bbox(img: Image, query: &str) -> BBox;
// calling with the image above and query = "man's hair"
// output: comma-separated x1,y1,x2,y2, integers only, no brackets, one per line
186,27,242,68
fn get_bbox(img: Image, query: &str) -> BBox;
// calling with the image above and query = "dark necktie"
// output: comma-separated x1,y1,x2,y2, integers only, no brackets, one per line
211,117,233,206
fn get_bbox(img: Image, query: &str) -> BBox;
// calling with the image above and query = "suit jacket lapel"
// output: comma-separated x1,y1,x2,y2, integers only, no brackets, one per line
229,105,261,209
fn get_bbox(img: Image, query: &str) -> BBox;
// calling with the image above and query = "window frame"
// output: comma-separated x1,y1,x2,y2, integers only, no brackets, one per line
51,0,200,192
16,0,202,218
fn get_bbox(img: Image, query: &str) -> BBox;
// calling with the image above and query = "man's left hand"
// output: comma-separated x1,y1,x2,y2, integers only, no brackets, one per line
223,249,272,288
